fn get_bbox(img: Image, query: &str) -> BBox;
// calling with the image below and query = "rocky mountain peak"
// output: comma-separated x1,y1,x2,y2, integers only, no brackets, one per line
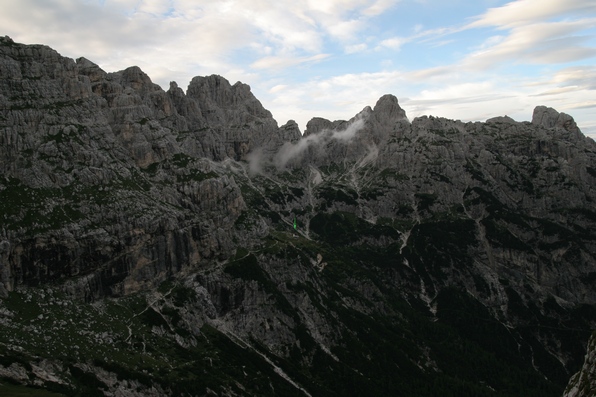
187,74,237,106
278,119,302,142
532,105,581,138
304,116,335,137
111,65,160,94
167,80,184,97
75,56,106,83
486,115,517,124
181,74,276,138
372,93,408,123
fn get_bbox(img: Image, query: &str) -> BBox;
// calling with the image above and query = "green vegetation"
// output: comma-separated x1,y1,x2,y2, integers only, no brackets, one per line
172,153,193,168
315,186,358,209
415,192,438,212
0,286,305,396
0,178,85,232
0,382,67,397
379,168,410,182
309,211,399,245
0,198,589,397
176,169,218,183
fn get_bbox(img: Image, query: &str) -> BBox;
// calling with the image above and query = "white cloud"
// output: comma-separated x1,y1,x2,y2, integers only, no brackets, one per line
262,70,406,130
416,82,495,101
398,0,596,74
136,0,173,16
1,0,260,83
462,19,596,70
407,66,453,81
466,0,596,29
264,61,596,139
548,66,596,89
531,86,582,97
251,54,330,70
376,37,408,50
564,101,596,110
305,0,398,16
327,19,365,42
0,0,413,94
244,2,324,53
362,0,400,16
474,35,506,51
269,84,289,94
273,115,367,168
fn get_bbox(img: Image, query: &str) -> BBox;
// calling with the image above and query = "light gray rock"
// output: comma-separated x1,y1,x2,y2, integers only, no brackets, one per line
0,37,280,299
565,332,596,397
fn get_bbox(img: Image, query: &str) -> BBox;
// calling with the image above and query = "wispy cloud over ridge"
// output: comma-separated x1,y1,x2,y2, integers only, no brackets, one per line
274,116,367,169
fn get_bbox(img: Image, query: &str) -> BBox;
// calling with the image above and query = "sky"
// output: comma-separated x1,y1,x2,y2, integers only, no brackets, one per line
2,0,596,136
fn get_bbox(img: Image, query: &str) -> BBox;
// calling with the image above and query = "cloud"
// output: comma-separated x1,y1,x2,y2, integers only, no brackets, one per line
245,3,324,54
402,16,596,78
530,86,582,97
327,19,366,42
305,0,399,16
548,66,596,90
332,117,366,141
1,0,260,87
273,115,367,168
466,0,596,29
252,0,596,137
401,81,518,117
0,0,407,90
263,62,595,138
135,0,174,16
262,69,408,130
406,66,452,81
376,37,407,50
1,0,159,57
269,84,289,94
563,102,596,110
251,54,331,70
362,0,400,16
246,147,265,175
395,0,596,75
462,19,596,70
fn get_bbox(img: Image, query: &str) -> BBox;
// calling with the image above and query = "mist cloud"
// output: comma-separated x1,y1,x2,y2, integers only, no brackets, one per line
273,115,367,169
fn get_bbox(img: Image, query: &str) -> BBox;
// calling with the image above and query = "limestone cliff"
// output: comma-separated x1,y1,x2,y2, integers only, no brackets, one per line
1,36,595,397
565,332,596,397
0,35,295,300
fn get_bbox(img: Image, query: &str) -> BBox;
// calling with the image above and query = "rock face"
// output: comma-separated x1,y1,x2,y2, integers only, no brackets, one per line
1,36,596,397
565,332,596,397
0,35,295,300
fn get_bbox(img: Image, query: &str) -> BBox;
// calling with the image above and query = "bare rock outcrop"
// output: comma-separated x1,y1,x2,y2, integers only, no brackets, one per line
565,332,596,397
0,36,280,299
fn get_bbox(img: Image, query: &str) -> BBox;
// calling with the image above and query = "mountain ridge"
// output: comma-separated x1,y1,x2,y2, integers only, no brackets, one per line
1,35,596,397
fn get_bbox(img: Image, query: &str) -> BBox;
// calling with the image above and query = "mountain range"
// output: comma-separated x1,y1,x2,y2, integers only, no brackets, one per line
0,35,595,397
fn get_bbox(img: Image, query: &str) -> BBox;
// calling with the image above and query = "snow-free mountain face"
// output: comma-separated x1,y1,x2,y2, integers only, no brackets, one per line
565,332,596,397
1,36,595,397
